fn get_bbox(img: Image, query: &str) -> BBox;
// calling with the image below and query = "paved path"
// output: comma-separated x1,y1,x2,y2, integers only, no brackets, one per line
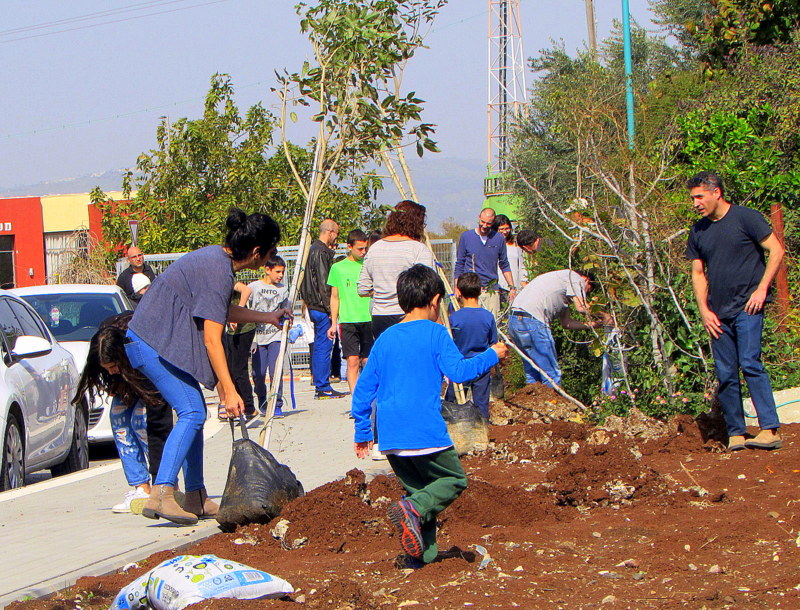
0,383,389,607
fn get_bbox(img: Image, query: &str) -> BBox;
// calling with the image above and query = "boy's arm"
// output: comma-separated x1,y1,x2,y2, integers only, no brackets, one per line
436,326,500,383
327,286,340,340
489,317,498,345
352,349,379,443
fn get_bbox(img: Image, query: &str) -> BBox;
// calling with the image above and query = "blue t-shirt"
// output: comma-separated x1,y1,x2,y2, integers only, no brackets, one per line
450,307,497,358
351,319,499,450
129,245,234,389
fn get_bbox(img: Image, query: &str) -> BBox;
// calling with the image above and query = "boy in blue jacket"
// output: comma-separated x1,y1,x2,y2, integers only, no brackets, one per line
352,264,507,566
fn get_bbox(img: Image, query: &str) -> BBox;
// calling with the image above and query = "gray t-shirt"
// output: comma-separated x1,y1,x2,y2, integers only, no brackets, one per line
247,279,289,345
129,245,234,389
358,239,435,315
513,269,586,324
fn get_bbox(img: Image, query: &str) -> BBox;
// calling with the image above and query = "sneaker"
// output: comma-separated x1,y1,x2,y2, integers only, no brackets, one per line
273,408,284,419
394,553,426,570
371,443,387,461
314,389,349,400
112,487,150,514
387,499,424,558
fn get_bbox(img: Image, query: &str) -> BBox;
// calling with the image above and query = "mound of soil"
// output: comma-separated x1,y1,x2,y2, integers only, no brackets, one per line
12,387,800,609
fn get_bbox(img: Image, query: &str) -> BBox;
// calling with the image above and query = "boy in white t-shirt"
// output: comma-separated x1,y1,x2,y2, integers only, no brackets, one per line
247,256,290,417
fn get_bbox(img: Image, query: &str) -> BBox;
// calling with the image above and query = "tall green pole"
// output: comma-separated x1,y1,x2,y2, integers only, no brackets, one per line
622,0,635,149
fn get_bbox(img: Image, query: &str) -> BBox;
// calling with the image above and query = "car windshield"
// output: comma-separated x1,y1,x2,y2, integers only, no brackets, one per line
19,293,125,342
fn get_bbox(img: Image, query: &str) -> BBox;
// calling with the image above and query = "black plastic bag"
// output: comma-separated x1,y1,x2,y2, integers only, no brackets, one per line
216,417,304,532
440,399,489,456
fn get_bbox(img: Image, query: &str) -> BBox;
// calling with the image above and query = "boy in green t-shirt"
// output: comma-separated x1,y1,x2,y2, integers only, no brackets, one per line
327,229,373,395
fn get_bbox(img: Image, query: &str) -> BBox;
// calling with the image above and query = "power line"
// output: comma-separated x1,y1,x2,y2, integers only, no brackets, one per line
0,80,270,140
0,0,230,44
0,0,196,36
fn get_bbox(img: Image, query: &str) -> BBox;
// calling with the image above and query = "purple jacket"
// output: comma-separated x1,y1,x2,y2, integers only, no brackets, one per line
454,229,511,286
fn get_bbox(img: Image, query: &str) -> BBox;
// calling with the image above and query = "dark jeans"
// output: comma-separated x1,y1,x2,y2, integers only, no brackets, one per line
712,310,780,436
309,309,334,392
252,342,284,411
223,329,256,416
145,401,174,479
445,371,491,419
387,448,467,564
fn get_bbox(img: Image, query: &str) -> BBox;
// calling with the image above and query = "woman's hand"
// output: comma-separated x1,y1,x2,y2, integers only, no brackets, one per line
224,387,245,418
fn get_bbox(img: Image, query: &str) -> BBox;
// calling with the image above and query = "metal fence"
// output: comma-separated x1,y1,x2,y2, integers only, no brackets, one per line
117,239,456,370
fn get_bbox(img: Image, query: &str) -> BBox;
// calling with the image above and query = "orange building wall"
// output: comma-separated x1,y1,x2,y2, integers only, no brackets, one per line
0,197,46,287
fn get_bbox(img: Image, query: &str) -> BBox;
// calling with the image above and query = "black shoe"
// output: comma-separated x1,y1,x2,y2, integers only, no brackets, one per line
394,553,426,570
314,389,349,400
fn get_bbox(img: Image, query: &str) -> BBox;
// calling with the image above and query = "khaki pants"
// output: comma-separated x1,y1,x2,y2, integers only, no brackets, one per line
478,289,500,318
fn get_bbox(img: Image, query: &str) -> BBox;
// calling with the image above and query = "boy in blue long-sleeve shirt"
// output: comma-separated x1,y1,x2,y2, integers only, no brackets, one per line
352,264,507,566
446,272,498,419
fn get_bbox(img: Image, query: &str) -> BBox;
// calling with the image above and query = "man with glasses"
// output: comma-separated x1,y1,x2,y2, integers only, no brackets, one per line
454,207,515,317
117,245,156,304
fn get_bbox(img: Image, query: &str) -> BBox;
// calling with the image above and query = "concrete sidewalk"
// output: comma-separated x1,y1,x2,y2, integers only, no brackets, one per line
0,383,389,607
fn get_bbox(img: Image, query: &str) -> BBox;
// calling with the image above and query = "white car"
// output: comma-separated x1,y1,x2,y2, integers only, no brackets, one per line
11,285,133,444
0,290,86,490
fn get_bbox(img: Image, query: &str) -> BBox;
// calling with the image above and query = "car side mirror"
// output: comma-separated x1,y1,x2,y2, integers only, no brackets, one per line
11,335,53,360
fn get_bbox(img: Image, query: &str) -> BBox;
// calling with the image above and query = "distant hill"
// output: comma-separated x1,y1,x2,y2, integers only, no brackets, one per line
0,156,487,231
0,169,128,198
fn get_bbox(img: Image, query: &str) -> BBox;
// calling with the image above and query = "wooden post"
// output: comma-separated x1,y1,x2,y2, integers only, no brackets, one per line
770,202,790,330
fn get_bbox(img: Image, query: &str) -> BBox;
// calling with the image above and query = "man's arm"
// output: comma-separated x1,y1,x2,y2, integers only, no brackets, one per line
691,258,722,339
454,233,467,279
744,233,785,314
327,286,340,340
559,305,595,330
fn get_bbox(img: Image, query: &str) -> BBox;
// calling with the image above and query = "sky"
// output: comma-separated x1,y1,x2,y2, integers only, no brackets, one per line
1,0,655,225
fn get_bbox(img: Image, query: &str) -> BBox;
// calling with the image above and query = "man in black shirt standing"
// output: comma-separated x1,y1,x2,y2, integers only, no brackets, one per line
300,219,347,399
686,171,785,451
116,245,156,304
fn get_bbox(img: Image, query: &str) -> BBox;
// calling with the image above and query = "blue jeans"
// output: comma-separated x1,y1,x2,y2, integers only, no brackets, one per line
110,397,149,487
125,330,205,492
712,310,780,436
252,342,283,411
508,314,561,387
309,309,333,392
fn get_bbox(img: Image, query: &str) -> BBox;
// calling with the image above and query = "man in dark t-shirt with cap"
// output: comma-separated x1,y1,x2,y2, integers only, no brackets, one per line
685,171,785,452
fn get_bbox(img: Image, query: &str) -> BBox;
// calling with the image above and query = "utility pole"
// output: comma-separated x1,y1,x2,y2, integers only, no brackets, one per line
585,0,597,53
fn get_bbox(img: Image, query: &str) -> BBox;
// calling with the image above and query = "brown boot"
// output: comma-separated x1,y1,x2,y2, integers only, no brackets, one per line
141,485,198,525
184,487,219,519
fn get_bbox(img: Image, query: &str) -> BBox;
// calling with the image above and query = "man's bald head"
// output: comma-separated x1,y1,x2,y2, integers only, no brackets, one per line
126,246,144,271
319,219,340,247
477,208,496,236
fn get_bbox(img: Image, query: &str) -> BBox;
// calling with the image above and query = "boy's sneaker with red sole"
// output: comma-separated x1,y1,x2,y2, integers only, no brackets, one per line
387,499,423,558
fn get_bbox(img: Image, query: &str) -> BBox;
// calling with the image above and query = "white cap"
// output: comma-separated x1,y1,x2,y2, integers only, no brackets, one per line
131,273,151,294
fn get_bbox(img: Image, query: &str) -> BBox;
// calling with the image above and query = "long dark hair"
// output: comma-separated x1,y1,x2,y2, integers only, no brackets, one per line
224,208,281,262
72,314,164,408
383,200,427,241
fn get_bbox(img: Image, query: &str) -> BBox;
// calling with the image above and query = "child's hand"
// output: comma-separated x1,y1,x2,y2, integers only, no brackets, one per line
492,342,508,360
354,441,373,459
326,325,337,341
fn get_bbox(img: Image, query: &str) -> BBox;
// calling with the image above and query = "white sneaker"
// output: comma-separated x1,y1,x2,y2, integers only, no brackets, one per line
112,487,150,513
371,443,387,461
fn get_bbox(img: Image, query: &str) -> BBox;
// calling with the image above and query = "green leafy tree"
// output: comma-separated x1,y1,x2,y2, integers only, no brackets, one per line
97,73,380,255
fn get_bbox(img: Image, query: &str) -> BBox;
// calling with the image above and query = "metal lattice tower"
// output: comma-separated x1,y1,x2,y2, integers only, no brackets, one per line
487,0,526,177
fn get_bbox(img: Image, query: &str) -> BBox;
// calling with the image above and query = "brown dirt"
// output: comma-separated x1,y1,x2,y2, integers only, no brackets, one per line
11,387,800,609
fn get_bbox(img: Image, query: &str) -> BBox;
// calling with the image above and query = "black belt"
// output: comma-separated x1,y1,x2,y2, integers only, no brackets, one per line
510,309,532,319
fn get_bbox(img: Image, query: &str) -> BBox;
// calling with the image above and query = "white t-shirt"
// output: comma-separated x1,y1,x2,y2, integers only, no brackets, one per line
513,269,586,324
497,243,529,290
247,280,289,345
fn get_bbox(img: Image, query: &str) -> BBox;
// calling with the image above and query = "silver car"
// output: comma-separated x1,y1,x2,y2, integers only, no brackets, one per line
11,285,133,444
0,290,85,490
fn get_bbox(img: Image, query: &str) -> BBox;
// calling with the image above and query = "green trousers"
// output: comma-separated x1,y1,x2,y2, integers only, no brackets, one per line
387,447,467,563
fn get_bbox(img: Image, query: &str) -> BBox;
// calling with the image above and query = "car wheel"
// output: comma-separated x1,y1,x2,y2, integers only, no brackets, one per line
51,405,89,477
1,413,25,491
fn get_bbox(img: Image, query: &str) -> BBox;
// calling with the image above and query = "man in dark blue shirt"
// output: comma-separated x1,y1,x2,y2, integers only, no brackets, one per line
686,171,785,452
454,208,515,316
